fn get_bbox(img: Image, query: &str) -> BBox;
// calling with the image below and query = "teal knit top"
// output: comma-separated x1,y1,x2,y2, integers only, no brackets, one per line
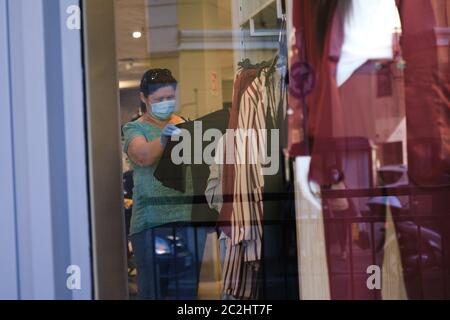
123,120,193,235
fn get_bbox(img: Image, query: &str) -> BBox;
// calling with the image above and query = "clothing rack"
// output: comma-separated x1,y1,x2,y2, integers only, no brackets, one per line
234,0,286,67
237,55,279,73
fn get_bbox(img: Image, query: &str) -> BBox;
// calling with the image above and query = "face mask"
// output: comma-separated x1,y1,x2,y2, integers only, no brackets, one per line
150,100,176,120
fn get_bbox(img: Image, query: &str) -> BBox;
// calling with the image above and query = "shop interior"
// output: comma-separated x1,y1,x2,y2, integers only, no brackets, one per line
2,0,449,301
113,0,450,300
116,0,298,300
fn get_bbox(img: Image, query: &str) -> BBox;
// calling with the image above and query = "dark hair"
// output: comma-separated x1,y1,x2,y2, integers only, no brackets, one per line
140,68,177,97
140,68,177,113
314,0,352,56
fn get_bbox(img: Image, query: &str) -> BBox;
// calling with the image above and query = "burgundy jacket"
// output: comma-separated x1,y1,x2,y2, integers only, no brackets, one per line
288,0,450,186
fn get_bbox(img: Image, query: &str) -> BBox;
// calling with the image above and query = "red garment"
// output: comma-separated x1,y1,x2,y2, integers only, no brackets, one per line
218,68,259,236
287,0,320,156
290,0,450,300
397,0,450,185
291,0,450,186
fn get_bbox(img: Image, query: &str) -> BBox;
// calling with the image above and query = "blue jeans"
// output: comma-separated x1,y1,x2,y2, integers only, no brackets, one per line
130,228,159,300
130,225,215,300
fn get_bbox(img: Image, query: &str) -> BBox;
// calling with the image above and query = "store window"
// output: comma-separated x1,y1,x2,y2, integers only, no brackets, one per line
115,0,297,300
1,0,447,302
111,0,450,301
288,0,450,300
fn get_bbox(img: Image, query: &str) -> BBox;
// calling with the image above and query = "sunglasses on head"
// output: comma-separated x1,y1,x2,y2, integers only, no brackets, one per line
149,69,172,81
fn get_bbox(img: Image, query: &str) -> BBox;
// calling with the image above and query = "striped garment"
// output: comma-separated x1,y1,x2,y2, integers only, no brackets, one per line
222,67,279,299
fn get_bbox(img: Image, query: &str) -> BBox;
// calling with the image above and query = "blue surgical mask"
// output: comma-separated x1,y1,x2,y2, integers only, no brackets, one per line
150,100,176,120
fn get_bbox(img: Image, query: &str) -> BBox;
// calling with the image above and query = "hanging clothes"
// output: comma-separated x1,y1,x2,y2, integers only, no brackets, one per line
218,67,260,235
207,60,296,300
396,0,450,186
287,0,319,157
217,61,282,299
290,0,450,300
304,0,450,186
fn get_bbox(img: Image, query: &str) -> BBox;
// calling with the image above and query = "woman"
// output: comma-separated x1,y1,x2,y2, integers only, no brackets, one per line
123,69,192,299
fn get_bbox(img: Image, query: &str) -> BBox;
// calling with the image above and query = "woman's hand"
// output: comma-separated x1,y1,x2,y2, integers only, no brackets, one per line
160,124,181,147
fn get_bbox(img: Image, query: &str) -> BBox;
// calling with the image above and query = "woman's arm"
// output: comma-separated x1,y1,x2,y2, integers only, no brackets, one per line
127,136,164,167
125,115,185,167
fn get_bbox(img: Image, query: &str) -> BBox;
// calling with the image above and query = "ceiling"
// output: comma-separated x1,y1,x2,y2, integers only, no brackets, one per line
114,0,237,88
115,0,150,86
